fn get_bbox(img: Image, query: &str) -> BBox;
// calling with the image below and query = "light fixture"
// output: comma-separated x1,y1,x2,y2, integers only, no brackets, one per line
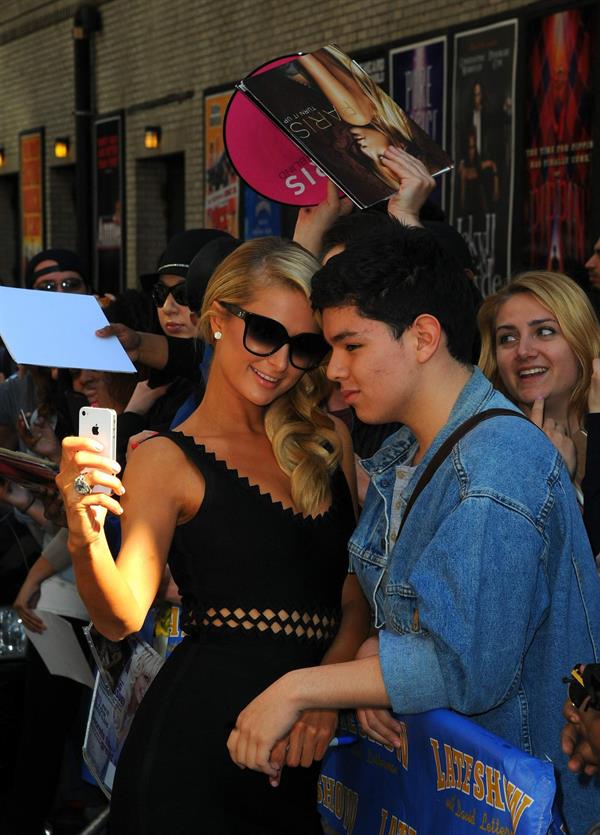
54,137,70,158
144,126,161,150
0,148,5,167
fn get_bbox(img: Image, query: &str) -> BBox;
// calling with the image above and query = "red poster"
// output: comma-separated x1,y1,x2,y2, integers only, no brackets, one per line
525,9,594,271
19,129,44,280
204,90,240,236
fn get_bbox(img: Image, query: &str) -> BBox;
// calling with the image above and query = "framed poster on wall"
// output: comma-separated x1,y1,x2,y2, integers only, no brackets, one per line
204,88,240,237
390,36,448,208
451,20,518,296
353,48,389,93
243,185,282,240
19,127,45,284
93,113,125,295
523,6,595,274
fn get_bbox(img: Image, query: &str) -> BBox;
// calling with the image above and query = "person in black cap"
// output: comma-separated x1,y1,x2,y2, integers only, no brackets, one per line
143,229,231,340
25,248,87,293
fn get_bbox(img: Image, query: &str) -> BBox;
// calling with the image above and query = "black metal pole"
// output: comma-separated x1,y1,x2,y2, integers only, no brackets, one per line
73,4,101,287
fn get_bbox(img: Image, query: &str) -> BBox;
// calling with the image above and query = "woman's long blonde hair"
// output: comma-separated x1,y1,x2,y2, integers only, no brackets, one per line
478,270,600,423
199,237,340,516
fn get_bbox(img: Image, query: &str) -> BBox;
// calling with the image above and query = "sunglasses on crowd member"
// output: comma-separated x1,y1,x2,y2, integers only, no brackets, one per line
219,301,330,371
34,277,85,292
151,281,189,308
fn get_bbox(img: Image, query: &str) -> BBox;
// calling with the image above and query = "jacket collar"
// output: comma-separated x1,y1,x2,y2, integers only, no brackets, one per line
361,367,509,476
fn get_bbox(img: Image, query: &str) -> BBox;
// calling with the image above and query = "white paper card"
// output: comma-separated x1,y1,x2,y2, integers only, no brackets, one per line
37,576,89,621
0,287,136,373
25,611,95,688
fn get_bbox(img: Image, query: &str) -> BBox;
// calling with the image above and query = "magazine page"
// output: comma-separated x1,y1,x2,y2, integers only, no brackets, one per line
37,576,89,621
239,44,452,209
84,623,133,690
83,634,164,797
25,612,95,688
0,446,57,489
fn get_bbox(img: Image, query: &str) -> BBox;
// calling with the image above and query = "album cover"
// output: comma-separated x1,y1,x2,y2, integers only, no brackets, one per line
236,44,453,208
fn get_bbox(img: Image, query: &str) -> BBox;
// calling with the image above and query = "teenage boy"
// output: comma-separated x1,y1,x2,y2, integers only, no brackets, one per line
227,227,600,833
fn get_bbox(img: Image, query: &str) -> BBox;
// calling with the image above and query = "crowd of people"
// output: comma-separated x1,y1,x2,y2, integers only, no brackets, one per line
1,147,600,835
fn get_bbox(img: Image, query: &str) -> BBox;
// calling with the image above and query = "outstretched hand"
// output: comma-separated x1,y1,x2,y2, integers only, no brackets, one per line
125,381,170,416
561,693,600,775
293,179,353,257
382,147,435,227
529,398,577,478
268,708,338,787
95,323,142,361
17,413,61,463
13,578,45,633
352,634,404,748
227,673,302,779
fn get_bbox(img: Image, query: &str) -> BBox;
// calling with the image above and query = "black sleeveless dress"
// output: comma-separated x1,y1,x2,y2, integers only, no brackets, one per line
109,431,355,835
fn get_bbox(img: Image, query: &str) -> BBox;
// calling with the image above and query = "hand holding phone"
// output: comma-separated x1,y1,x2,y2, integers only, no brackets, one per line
78,407,118,495
19,409,32,433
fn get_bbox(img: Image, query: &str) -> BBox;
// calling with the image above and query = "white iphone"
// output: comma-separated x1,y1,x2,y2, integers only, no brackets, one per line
78,406,118,494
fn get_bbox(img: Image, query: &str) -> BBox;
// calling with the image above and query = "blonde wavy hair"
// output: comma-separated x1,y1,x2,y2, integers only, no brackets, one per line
322,44,414,190
199,237,340,516
478,270,600,423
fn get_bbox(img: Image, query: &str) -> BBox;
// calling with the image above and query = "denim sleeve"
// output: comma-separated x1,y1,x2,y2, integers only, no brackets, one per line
378,495,548,715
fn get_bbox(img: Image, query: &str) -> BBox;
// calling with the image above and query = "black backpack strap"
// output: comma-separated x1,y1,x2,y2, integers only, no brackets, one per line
397,408,529,539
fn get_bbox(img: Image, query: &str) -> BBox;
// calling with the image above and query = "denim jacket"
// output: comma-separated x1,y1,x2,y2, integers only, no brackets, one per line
351,368,600,833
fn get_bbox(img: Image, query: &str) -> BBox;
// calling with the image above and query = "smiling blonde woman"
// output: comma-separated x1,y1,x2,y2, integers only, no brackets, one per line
478,270,600,509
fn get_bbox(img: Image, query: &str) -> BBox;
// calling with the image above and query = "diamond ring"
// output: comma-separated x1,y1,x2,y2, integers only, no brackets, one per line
73,473,92,496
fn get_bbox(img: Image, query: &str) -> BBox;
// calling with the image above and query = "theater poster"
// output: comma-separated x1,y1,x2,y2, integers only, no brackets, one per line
451,20,518,296
353,49,388,93
93,114,124,295
243,186,281,240
19,128,45,283
204,89,240,237
390,37,447,208
524,8,594,273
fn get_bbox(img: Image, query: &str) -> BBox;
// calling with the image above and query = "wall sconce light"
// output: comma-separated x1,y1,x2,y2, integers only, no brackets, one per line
144,126,161,150
54,137,70,159
0,148,5,167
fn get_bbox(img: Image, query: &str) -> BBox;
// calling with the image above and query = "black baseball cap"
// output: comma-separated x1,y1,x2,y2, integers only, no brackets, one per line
186,235,243,312
25,248,86,289
140,229,232,294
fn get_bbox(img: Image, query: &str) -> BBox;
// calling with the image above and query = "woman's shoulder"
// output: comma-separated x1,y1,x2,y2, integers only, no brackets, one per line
126,432,205,479
123,432,206,523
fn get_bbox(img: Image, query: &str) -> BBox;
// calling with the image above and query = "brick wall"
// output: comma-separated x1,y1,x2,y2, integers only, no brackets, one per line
49,164,77,251
135,156,170,276
0,0,542,286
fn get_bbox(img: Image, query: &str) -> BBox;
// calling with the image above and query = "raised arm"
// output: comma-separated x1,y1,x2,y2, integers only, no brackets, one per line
56,436,199,640
95,323,169,370
298,52,373,126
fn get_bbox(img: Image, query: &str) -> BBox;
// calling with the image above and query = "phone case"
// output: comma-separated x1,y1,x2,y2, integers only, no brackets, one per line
78,407,118,494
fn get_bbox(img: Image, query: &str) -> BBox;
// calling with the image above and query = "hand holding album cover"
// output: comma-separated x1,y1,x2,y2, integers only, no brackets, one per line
225,43,453,208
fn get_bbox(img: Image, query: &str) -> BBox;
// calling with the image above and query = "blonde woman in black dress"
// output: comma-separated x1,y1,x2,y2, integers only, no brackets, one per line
57,237,369,834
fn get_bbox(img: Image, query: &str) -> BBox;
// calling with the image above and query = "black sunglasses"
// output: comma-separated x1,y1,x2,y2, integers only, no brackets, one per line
151,281,189,308
219,301,329,371
35,277,85,293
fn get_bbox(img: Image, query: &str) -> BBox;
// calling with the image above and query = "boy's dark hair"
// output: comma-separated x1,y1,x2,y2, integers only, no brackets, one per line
312,224,477,365
322,210,397,255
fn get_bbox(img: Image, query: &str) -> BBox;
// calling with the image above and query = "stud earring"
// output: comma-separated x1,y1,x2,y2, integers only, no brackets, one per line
214,331,222,341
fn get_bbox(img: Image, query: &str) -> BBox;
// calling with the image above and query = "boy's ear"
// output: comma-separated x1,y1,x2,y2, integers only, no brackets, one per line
411,314,442,363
